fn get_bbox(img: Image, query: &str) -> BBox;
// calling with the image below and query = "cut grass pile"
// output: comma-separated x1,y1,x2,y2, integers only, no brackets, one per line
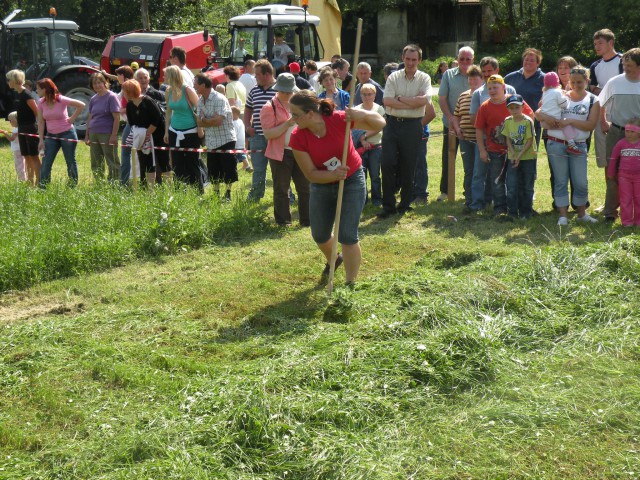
0,182,268,292
1,237,638,478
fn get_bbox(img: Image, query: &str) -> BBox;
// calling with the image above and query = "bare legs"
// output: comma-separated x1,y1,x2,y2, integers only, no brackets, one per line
317,237,361,283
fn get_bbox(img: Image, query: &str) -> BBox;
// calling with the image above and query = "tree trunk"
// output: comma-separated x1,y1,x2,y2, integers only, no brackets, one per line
141,0,150,29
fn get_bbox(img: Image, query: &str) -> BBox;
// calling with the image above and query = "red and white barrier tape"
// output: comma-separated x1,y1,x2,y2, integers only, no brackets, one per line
17,131,263,154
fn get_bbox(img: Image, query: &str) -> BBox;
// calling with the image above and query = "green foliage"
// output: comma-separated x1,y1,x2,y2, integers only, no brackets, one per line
0,181,268,292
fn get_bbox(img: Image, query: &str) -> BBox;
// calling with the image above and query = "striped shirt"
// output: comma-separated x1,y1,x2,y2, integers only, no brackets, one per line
246,84,276,135
453,89,476,140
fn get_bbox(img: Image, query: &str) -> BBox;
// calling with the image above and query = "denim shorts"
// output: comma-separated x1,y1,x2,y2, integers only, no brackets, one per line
309,168,366,245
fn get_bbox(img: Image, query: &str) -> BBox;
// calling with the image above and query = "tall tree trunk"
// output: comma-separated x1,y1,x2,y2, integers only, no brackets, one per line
141,0,150,29
506,0,516,33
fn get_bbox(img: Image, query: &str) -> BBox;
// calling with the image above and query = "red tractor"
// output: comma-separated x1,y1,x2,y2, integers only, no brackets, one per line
100,29,219,88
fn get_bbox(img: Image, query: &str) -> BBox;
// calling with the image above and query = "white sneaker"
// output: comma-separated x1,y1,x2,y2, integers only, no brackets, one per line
577,214,598,223
436,193,448,202
557,216,568,226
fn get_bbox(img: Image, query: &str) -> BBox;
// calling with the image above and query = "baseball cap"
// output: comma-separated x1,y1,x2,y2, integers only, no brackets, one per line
288,62,301,74
487,74,504,85
506,94,524,106
130,61,139,70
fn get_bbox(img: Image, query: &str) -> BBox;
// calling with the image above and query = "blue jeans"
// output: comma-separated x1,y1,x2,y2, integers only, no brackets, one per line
471,151,507,213
247,134,268,201
309,168,366,245
547,139,588,208
459,139,478,206
39,126,78,187
506,159,537,218
361,146,382,204
120,123,132,185
413,136,429,200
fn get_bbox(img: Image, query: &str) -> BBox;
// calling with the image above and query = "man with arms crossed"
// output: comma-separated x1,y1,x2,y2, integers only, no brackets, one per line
377,44,433,218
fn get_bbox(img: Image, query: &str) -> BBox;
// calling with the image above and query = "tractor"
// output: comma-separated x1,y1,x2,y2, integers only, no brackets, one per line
0,9,102,134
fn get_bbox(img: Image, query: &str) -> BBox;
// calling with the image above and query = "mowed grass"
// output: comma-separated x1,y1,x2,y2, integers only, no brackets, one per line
1,109,639,478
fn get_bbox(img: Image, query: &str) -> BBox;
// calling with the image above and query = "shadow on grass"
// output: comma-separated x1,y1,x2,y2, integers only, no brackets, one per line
405,200,632,246
213,283,329,343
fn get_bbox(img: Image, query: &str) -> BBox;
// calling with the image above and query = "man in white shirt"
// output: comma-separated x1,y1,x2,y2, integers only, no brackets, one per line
170,46,194,87
378,44,433,218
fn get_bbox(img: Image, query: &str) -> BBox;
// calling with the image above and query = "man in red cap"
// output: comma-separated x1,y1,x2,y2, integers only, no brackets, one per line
288,62,313,91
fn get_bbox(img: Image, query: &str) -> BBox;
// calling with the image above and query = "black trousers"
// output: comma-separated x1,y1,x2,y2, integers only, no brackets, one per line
169,129,203,192
381,116,422,212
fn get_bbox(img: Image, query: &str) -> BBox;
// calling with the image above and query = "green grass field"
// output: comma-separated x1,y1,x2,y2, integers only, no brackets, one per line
0,109,639,479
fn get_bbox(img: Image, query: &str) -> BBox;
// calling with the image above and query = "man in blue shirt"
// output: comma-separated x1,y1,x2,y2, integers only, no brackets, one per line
504,48,545,146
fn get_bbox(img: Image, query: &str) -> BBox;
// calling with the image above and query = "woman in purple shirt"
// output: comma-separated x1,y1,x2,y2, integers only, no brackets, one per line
36,78,85,187
84,73,121,182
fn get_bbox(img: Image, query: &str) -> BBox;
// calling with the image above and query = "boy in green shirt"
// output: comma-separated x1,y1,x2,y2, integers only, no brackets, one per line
502,94,537,218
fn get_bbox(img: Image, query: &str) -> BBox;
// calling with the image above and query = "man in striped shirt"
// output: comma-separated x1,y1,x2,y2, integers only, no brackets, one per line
452,65,484,209
244,59,277,201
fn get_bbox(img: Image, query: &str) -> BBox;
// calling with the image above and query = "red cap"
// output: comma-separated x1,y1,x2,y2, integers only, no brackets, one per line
288,62,301,74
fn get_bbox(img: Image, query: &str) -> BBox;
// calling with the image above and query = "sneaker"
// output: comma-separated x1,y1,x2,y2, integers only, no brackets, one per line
244,166,254,173
604,216,616,223
321,254,344,279
224,190,231,202
557,216,568,226
576,214,598,223
376,209,398,219
436,193,448,202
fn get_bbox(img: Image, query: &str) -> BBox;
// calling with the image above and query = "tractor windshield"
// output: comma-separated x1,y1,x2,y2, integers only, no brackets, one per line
229,24,323,66
8,28,73,81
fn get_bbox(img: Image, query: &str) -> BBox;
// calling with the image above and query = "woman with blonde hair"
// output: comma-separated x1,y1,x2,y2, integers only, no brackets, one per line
6,69,40,185
163,65,203,191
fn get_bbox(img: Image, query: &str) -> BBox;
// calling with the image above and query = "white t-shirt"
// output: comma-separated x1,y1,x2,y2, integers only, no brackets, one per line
233,118,245,149
239,73,257,93
599,73,640,126
354,103,385,144
540,88,569,119
548,92,598,142
10,126,20,152
181,66,195,88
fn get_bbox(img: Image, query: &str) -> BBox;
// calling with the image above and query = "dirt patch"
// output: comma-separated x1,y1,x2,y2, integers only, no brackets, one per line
0,300,85,324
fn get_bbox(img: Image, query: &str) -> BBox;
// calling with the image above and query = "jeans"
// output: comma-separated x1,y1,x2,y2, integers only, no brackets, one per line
40,127,78,186
120,123,132,185
413,136,429,200
547,139,588,208
470,151,507,213
505,159,536,218
361,145,382,204
440,126,459,194
459,139,477,206
309,168,366,245
247,134,268,201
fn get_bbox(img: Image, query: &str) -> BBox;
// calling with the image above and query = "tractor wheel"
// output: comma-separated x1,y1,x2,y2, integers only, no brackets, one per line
56,75,94,136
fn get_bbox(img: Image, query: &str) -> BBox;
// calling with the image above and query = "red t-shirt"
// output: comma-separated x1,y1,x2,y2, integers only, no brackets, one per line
475,99,534,153
289,110,362,178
